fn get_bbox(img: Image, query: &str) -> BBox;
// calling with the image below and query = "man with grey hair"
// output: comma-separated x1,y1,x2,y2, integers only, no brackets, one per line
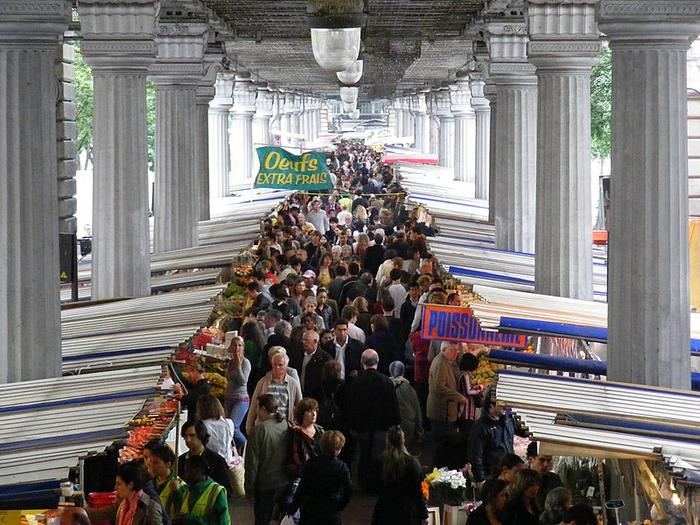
246,348,302,435
290,329,331,399
347,348,401,493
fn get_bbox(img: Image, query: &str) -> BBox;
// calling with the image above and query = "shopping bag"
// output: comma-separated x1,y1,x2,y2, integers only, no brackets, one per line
228,443,246,498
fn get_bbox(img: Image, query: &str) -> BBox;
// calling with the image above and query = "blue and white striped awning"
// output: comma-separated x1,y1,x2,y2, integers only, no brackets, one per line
468,285,700,354
496,370,700,486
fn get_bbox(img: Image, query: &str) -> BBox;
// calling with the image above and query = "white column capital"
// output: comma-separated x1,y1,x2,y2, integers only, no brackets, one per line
291,93,304,114
196,56,222,103
597,0,700,46
450,77,473,115
282,91,296,114
78,0,156,70
434,89,454,118
255,87,275,118
150,22,207,84
231,73,257,115
209,71,234,111
0,0,71,44
469,77,490,111
486,21,537,83
410,92,428,114
527,0,601,68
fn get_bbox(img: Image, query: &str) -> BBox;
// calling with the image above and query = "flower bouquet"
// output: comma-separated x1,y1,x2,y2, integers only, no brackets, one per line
423,468,470,507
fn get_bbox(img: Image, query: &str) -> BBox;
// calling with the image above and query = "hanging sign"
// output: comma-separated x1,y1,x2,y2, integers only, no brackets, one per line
421,304,528,348
254,147,332,190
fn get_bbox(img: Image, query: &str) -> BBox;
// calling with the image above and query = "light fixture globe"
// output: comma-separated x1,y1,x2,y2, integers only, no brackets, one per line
310,27,361,72
340,86,359,104
342,100,357,113
350,109,360,119
336,59,363,85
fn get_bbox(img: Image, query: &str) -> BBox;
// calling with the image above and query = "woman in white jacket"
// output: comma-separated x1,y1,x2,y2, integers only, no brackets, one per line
196,394,236,464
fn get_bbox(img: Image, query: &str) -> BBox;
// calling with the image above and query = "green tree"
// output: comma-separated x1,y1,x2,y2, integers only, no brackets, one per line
590,43,612,160
74,42,94,169
73,44,156,171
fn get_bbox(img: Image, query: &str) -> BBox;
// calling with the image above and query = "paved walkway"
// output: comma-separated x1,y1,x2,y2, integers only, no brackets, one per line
230,492,377,524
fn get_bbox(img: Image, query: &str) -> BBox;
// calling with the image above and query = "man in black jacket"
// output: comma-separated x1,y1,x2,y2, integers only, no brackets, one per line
469,386,527,482
173,361,211,424
290,329,332,401
177,421,233,497
363,232,386,276
347,349,401,493
323,319,364,380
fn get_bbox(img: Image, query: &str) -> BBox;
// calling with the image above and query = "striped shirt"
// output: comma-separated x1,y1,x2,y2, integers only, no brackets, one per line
267,379,290,420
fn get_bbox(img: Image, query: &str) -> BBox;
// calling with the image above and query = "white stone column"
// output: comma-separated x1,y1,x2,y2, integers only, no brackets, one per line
428,91,440,156
320,101,330,136
599,0,700,389
229,72,256,185
387,102,398,137
291,94,302,149
150,23,207,253
56,42,77,236
412,92,431,154
208,72,233,199
394,98,404,138
488,24,538,252
253,86,274,149
486,84,497,224
403,96,414,140
0,0,69,382
470,75,491,201
450,73,476,185
281,91,294,147
79,0,155,298
196,58,220,221
527,0,599,300
435,89,455,168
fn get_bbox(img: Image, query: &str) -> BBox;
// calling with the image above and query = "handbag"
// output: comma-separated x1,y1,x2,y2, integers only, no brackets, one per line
226,419,246,498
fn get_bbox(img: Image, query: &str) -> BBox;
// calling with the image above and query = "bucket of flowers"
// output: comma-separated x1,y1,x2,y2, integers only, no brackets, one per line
423,465,480,525
423,467,470,507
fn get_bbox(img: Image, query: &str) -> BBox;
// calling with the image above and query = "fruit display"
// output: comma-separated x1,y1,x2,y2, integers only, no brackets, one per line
222,282,246,298
473,354,505,386
118,398,179,463
204,371,227,398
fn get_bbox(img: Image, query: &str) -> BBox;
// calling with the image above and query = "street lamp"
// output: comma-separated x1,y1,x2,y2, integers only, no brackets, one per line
310,27,361,72
340,86,359,105
337,59,363,85
307,0,366,72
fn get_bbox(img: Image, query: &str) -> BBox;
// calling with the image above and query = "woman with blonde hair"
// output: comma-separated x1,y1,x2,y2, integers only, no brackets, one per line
353,205,369,231
195,394,236,465
353,232,370,264
352,296,372,334
225,335,251,448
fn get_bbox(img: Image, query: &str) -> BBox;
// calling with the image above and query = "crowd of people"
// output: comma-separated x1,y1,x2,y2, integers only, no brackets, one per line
72,142,600,525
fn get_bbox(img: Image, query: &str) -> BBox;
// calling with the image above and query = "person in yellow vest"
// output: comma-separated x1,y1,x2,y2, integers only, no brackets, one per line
143,440,184,522
172,455,230,525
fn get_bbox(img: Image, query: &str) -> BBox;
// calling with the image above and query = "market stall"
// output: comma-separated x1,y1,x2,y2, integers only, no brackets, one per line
496,370,700,525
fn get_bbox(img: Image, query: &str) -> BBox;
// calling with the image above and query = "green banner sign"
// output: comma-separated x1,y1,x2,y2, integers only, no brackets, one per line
254,147,332,190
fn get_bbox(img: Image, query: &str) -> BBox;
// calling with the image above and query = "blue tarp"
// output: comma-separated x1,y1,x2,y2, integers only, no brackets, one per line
488,350,700,390
498,317,700,355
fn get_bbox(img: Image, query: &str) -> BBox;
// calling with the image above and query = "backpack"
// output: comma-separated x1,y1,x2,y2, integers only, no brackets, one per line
318,383,342,429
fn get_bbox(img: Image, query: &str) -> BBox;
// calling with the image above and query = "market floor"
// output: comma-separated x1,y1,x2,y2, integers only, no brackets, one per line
229,491,377,524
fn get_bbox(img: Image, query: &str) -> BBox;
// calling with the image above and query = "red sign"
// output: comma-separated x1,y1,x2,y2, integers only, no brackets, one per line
421,304,528,348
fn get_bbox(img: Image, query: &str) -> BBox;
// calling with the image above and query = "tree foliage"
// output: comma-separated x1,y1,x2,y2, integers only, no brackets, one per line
591,43,612,159
73,43,156,171
74,42,93,167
